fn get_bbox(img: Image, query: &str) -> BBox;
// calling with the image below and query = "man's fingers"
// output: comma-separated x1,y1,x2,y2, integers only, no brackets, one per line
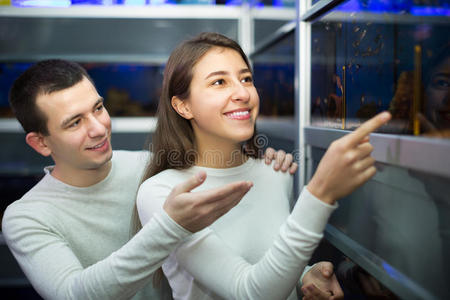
289,162,298,174
281,153,293,171
210,184,251,211
264,147,276,164
196,181,253,205
201,184,253,226
274,150,287,170
171,171,206,196
345,112,391,147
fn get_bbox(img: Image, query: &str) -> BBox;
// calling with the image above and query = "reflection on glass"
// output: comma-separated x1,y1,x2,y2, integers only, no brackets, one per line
252,31,295,117
331,163,450,299
311,149,450,299
310,0,450,138
0,62,163,117
83,63,163,116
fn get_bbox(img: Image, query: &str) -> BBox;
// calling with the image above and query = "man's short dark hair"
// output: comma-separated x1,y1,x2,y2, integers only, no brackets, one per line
9,59,95,135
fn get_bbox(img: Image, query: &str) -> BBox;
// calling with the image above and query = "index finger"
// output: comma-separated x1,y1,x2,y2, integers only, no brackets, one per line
344,112,391,147
195,181,253,204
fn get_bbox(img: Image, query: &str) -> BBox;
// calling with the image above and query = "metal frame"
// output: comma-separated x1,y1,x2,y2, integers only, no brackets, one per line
0,5,243,19
297,0,311,191
304,126,450,180
250,20,295,58
300,0,345,21
0,118,158,133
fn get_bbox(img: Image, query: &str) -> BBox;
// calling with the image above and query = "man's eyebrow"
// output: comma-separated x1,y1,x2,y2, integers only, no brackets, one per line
205,68,251,80
60,97,104,128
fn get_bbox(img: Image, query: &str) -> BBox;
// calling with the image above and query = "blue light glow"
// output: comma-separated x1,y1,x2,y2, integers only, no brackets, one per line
12,0,71,7
123,0,147,4
337,0,450,16
411,6,450,17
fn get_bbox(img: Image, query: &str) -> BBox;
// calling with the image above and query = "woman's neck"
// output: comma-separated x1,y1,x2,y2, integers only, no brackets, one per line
196,142,247,168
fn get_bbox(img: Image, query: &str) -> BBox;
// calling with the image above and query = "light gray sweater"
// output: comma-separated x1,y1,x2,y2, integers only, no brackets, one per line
138,158,337,300
2,150,191,300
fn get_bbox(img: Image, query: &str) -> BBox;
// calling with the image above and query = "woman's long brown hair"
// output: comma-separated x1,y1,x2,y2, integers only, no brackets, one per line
131,32,262,287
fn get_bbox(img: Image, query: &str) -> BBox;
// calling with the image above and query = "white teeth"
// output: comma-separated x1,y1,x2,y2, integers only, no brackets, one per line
229,111,249,117
92,141,105,149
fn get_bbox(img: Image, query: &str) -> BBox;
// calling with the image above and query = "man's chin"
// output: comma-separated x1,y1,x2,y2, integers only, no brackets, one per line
86,152,113,171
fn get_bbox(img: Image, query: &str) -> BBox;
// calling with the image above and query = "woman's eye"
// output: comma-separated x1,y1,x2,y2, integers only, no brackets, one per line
95,104,104,112
242,76,253,83
213,79,225,86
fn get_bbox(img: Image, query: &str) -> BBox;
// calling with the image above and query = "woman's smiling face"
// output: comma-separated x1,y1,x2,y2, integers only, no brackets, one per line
180,46,260,150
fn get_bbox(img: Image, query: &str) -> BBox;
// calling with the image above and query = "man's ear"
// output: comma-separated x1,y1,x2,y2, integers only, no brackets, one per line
25,132,52,157
171,96,193,120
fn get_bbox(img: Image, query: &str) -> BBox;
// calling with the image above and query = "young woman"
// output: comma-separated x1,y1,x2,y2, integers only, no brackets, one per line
136,32,391,300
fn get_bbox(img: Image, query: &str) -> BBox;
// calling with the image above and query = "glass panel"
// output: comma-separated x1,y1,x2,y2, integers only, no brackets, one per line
83,63,163,116
310,146,450,299
310,0,450,138
252,31,295,117
254,19,291,45
0,62,163,117
7,0,296,7
0,17,238,62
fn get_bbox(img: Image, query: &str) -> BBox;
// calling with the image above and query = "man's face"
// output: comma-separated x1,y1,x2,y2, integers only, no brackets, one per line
36,76,112,178
425,56,450,130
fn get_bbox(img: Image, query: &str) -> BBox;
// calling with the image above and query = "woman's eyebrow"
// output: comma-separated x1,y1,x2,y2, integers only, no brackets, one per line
205,70,228,80
205,68,251,80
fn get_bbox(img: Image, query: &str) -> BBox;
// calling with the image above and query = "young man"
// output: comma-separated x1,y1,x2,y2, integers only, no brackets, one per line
3,60,343,300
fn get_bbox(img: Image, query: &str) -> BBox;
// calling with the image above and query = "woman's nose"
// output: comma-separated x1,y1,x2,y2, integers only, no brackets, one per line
231,82,250,102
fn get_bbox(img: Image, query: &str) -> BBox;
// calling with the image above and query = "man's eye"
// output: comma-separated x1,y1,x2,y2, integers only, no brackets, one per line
436,79,449,88
431,76,450,89
69,120,80,128
95,104,104,112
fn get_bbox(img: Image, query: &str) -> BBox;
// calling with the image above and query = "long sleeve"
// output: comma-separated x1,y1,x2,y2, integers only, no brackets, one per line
138,176,336,300
2,206,191,300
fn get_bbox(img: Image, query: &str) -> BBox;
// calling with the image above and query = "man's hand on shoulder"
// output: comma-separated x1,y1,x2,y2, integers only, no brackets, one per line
264,147,298,174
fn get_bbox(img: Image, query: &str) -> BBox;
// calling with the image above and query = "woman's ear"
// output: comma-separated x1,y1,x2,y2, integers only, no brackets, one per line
25,132,52,157
171,96,193,120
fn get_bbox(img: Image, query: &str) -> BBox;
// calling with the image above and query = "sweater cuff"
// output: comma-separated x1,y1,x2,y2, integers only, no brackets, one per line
153,209,193,238
291,187,338,235
300,264,314,285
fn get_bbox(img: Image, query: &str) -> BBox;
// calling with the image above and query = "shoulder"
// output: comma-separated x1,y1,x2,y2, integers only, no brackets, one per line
2,191,56,243
141,168,190,189
250,158,292,185
112,150,149,165
137,169,191,208
112,150,150,179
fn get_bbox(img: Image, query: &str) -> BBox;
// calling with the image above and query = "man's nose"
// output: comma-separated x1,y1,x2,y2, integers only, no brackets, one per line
87,115,107,138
